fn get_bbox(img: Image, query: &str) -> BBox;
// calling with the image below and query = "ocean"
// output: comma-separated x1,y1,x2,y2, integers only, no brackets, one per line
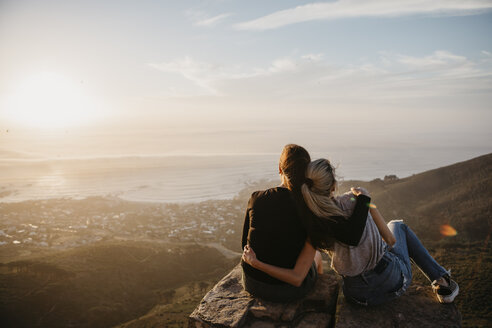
0,146,489,203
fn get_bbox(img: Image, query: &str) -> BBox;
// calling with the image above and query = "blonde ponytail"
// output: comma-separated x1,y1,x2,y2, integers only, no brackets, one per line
301,159,346,219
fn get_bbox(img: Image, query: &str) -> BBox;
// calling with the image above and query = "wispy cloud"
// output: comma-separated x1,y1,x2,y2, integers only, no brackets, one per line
150,51,492,102
149,56,251,95
149,57,225,95
195,13,232,26
186,10,232,27
301,53,324,62
149,55,318,95
234,0,492,30
395,51,468,69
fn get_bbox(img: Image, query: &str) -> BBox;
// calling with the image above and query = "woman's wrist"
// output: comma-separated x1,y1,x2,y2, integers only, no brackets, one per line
250,258,260,269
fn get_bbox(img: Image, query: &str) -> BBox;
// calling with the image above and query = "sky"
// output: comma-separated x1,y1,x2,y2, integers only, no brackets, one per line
0,0,491,158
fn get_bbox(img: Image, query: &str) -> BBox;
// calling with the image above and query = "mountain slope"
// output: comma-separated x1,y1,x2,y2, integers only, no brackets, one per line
338,153,492,241
0,241,235,328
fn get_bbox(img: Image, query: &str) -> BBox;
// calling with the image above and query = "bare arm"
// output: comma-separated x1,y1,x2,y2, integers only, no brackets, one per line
242,241,316,287
370,207,396,247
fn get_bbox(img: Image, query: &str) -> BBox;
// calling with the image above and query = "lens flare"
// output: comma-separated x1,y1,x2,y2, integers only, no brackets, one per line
350,197,356,202
367,203,377,209
440,224,457,237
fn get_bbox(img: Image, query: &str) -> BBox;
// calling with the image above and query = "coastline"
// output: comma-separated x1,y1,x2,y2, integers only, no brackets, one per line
2,150,491,204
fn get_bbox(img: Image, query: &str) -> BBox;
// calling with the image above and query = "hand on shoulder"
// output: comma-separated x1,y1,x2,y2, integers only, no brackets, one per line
351,187,370,197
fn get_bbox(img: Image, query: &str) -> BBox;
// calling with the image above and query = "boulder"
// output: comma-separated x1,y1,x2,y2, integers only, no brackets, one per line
189,264,339,328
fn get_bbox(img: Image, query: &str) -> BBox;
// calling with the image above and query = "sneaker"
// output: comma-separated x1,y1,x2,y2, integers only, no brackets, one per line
432,274,459,303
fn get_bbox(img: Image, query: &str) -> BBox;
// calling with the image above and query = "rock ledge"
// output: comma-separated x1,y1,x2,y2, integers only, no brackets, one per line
189,264,461,328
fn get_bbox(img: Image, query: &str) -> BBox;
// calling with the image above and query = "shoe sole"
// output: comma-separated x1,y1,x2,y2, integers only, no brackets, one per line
436,281,459,304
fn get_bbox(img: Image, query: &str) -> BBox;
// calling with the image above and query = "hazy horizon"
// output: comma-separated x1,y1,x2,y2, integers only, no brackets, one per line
1,0,491,204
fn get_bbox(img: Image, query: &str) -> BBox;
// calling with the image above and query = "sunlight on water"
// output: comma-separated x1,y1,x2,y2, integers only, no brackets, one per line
36,173,67,188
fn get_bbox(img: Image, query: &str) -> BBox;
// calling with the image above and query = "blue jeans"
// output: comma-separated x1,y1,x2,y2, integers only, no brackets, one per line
342,220,448,306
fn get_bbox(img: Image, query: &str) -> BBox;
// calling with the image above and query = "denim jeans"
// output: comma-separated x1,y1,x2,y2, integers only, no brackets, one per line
342,220,448,306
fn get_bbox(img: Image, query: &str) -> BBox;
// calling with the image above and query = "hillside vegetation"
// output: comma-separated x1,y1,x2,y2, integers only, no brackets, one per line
0,242,235,328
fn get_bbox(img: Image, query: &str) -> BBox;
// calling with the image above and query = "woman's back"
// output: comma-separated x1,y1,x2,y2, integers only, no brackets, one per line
241,187,306,284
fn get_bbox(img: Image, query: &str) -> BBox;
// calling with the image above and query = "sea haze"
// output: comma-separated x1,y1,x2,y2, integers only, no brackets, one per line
0,146,490,203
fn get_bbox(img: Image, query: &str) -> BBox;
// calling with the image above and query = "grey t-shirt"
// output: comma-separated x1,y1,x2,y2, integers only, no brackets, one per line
328,192,386,277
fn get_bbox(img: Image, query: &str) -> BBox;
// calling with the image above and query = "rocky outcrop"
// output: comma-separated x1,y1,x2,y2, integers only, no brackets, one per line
189,264,461,328
189,264,339,328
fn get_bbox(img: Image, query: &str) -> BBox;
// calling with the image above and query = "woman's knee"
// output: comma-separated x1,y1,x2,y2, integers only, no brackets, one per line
388,219,404,226
388,219,407,231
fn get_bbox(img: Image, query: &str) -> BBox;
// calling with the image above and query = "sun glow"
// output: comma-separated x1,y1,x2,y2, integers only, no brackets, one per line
4,72,103,128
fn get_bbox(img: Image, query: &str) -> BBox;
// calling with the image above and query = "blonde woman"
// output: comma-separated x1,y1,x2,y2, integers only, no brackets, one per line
242,159,458,305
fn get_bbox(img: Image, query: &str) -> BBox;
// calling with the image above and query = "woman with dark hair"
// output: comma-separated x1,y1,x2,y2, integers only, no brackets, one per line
243,158,459,305
241,145,371,302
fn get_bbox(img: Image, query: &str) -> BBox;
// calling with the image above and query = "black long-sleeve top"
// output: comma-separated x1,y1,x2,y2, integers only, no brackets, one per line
241,187,370,284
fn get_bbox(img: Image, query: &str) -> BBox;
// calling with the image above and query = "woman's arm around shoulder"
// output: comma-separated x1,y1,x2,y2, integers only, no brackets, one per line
331,188,371,246
352,188,396,246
